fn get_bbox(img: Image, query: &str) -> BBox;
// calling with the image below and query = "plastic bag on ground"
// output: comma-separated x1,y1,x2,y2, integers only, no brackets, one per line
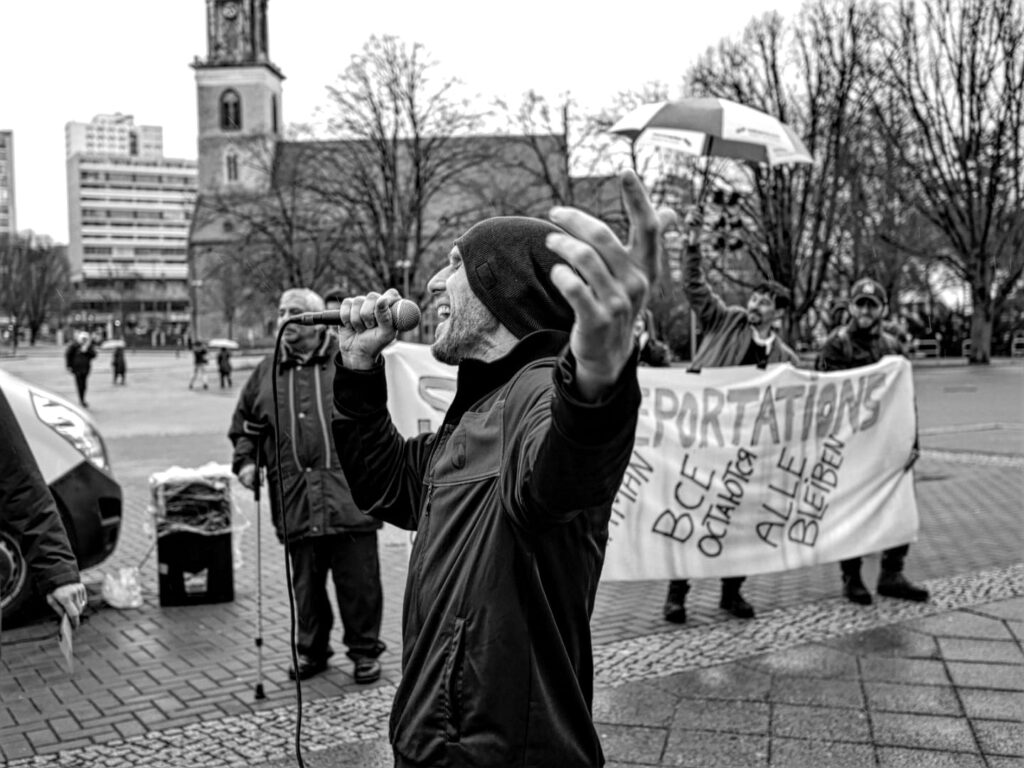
102,567,143,609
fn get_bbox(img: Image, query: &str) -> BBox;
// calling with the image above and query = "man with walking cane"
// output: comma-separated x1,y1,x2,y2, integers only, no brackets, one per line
228,288,386,684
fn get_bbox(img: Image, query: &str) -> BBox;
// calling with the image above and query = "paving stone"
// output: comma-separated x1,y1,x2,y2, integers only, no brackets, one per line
597,723,667,765
768,677,864,709
744,644,859,679
825,625,940,659
946,661,1024,691
672,698,770,735
872,712,980,753
876,746,985,767
971,598,1024,622
662,729,769,767
858,656,951,686
863,682,963,716
657,665,772,703
937,637,1024,664
769,737,875,768
975,720,1024,756
771,703,871,743
958,688,1024,721
593,682,679,727
908,612,1016,640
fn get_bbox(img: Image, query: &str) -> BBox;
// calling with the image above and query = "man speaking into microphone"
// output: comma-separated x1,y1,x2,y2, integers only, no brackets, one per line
227,287,386,684
330,171,674,768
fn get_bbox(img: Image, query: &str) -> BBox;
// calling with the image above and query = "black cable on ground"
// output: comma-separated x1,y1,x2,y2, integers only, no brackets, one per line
271,319,306,768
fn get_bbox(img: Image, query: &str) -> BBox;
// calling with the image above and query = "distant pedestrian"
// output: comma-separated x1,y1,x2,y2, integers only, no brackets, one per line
111,346,126,385
217,347,233,388
188,341,209,390
65,331,97,407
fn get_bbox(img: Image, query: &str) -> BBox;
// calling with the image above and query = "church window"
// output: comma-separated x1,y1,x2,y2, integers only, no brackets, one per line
272,95,279,134
226,153,239,182
220,90,242,131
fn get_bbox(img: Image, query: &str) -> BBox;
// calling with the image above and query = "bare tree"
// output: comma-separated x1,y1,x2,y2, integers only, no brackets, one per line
0,233,70,348
871,0,1024,362
193,138,358,312
306,35,491,307
687,3,885,343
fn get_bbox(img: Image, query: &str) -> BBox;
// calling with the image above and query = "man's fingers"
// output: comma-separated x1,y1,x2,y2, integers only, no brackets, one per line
548,263,601,327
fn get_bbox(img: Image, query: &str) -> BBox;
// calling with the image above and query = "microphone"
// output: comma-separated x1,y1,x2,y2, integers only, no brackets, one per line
293,299,421,332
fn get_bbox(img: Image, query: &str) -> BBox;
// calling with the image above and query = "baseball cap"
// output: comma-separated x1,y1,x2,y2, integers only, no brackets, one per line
850,277,886,306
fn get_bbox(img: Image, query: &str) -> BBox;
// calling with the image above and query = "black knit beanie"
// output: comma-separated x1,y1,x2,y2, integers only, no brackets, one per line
454,216,575,339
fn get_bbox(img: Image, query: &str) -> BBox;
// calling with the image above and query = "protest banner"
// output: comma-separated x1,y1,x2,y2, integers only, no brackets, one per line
381,342,919,581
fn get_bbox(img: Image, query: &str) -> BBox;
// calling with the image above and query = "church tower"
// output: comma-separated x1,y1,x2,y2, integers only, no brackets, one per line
192,0,283,194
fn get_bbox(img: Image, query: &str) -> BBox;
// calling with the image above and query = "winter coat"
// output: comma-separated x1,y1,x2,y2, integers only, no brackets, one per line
228,333,378,542
683,244,800,368
112,348,126,374
217,349,232,375
332,331,641,768
0,389,80,601
65,341,97,374
816,321,906,372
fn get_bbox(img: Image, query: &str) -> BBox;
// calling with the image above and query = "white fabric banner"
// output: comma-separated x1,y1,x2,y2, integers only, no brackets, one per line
381,342,920,581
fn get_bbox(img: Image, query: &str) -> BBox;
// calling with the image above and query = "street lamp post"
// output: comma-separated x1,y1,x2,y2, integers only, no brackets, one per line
395,259,412,299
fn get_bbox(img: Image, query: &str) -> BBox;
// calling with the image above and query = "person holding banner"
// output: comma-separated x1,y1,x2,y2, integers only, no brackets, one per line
329,170,673,768
816,277,929,605
662,208,801,624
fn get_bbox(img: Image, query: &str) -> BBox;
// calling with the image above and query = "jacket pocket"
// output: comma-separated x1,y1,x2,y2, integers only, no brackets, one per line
441,616,466,742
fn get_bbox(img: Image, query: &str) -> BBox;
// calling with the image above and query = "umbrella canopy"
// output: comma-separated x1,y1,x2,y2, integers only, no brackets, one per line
100,339,126,350
609,97,813,167
206,338,239,350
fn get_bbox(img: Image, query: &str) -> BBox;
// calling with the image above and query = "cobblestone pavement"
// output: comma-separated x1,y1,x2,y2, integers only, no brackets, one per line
0,351,1021,765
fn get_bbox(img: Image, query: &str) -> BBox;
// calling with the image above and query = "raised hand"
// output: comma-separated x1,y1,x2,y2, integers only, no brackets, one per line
545,170,677,401
334,288,406,370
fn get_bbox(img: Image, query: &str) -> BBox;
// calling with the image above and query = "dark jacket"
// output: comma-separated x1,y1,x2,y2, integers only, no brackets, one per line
683,244,799,368
217,349,232,374
65,340,96,374
816,320,906,372
228,333,378,542
0,389,80,600
332,331,641,768
112,348,126,374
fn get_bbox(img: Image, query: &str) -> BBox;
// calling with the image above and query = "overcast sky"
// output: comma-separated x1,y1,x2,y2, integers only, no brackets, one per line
0,0,804,242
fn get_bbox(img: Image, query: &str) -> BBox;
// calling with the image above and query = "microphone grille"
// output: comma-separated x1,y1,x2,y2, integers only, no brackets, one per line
393,299,421,332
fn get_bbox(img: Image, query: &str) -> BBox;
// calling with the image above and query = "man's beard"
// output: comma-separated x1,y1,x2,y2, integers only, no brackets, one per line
431,302,501,365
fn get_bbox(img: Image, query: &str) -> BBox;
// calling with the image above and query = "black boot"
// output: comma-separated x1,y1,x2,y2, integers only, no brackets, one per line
842,571,873,605
877,571,929,602
663,580,689,624
716,589,757,618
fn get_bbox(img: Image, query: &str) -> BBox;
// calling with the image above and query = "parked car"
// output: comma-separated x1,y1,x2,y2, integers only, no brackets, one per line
0,368,122,618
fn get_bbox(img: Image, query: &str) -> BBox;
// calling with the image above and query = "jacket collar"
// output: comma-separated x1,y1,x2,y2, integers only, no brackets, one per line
444,330,569,425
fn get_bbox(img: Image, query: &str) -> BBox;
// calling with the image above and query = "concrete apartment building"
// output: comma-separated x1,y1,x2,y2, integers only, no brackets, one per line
0,130,16,238
65,114,197,342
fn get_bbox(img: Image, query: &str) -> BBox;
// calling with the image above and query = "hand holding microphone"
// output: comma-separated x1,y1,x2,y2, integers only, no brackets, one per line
300,289,420,370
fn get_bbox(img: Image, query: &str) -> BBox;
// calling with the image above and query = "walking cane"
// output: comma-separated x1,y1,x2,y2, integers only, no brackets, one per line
253,439,266,701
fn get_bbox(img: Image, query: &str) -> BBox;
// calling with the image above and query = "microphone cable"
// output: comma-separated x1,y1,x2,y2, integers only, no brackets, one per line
269,318,307,768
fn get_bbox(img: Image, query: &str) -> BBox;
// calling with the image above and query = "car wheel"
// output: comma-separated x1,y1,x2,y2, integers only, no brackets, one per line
0,530,30,617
